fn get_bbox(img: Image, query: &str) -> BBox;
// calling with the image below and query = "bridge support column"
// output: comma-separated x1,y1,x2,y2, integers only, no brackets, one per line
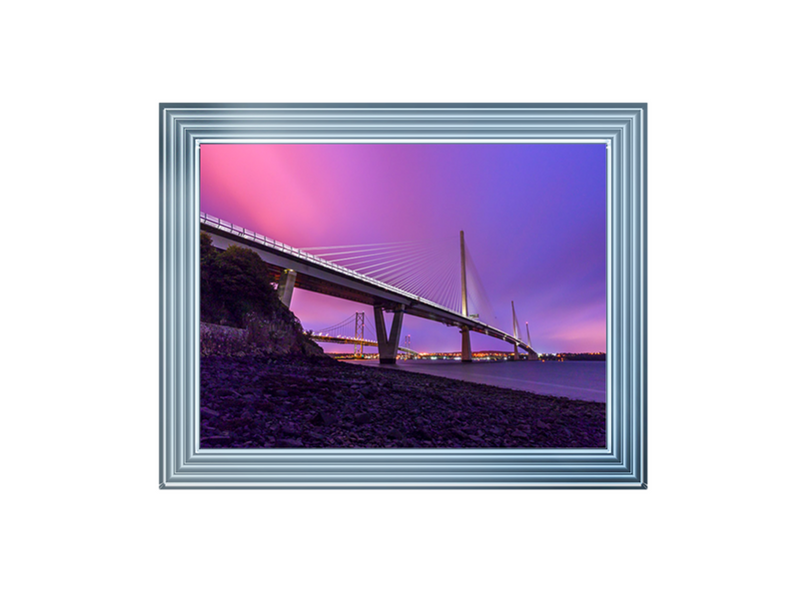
511,342,519,360
461,326,472,362
277,269,296,307
374,305,404,365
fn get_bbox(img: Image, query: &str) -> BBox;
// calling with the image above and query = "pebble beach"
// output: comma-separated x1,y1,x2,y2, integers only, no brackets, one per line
200,354,606,449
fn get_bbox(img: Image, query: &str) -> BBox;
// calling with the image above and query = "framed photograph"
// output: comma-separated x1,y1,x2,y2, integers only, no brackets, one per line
159,103,646,488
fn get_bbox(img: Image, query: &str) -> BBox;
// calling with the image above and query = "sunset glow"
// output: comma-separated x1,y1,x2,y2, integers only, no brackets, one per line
200,143,607,353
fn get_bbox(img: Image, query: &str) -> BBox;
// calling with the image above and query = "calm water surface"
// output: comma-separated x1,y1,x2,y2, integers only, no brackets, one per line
347,359,606,403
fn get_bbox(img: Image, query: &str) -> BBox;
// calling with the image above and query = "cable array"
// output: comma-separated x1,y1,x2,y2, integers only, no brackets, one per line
303,236,463,314
464,245,501,329
303,234,506,333
511,301,523,342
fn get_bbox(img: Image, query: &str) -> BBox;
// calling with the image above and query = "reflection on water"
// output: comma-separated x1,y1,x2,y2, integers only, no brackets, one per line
346,359,606,403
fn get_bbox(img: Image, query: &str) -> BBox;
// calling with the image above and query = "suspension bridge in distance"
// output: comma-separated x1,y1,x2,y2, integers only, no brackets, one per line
200,213,538,364
308,312,419,358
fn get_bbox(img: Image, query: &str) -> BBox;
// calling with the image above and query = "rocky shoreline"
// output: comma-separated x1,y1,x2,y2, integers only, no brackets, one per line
200,354,606,449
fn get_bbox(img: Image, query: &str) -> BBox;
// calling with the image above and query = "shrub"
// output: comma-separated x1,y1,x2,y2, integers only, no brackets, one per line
200,233,284,327
199,233,325,357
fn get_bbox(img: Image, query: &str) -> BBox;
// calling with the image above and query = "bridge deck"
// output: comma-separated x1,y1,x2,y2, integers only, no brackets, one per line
200,213,535,354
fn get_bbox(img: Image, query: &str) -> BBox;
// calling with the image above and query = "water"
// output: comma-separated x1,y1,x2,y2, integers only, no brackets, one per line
347,359,606,403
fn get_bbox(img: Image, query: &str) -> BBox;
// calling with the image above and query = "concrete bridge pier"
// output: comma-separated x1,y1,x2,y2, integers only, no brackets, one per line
277,269,296,307
461,326,472,362
374,304,404,364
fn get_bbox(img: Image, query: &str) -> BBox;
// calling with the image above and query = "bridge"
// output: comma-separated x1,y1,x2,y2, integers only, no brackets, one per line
308,312,419,358
201,212,538,364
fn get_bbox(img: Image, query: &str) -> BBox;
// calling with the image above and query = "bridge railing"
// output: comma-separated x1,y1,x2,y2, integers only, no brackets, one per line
200,212,532,351
202,213,464,316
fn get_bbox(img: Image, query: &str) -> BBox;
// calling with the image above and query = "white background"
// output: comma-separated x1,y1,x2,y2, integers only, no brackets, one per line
3,2,801,601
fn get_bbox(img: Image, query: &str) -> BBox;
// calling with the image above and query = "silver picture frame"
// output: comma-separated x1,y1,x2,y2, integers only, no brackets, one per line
159,103,647,488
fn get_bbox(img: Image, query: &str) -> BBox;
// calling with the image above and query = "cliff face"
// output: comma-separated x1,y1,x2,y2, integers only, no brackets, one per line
200,232,326,358
200,312,326,358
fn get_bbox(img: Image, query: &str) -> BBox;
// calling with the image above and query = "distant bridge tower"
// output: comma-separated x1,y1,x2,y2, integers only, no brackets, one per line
354,312,365,357
460,230,472,363
511,301,520,360
404,334,411,359
526,321,538,360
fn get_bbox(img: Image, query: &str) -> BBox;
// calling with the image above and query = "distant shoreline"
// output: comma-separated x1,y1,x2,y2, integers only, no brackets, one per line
329,352,605,362
348,357,606,403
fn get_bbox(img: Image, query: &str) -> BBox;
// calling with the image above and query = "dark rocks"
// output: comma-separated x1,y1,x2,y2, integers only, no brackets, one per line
200,406,220,419
310,411,339,427
384,381,402,393
199,354,606,450
354,412,372,426
410,429,433,441
276,438,303,447
203,435,232,446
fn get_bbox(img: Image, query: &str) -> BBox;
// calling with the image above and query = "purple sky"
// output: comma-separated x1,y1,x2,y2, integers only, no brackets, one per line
200,143,607,353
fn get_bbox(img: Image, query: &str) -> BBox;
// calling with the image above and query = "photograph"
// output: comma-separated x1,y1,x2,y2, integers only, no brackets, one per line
10,3,803,601
198,142,607,449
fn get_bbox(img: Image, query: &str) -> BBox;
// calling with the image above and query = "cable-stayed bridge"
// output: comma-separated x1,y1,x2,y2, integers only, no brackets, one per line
200,212,537,364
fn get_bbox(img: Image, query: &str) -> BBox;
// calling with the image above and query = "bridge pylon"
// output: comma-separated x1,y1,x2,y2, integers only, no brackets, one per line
374,304,404,365
354,312,365,357
511,301,520,360
526,321,538,360
277,269,296,307
460,230,472,363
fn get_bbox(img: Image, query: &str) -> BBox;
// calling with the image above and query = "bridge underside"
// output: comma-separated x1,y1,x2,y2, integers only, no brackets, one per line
202,224,535,362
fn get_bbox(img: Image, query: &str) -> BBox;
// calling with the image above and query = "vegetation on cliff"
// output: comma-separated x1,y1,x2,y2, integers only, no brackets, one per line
199,233,325,357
